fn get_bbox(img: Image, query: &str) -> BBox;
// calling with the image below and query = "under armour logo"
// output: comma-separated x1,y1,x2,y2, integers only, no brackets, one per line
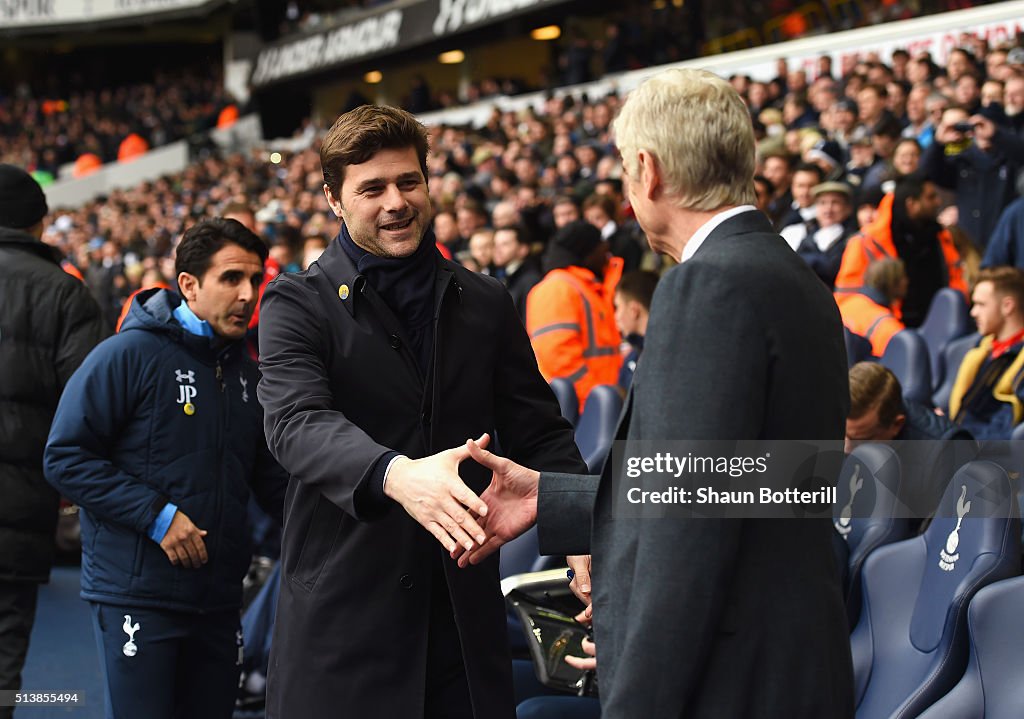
122,615,141,657
239,376,249,403
175,369,195,384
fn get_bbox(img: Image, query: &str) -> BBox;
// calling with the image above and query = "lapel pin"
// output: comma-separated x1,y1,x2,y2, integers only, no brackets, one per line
338,284,350,300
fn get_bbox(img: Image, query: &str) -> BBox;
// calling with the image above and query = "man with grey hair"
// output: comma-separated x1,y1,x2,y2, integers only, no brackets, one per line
459,68,854,718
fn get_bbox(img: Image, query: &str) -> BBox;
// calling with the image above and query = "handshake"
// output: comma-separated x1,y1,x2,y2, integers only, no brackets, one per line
383,433,541,565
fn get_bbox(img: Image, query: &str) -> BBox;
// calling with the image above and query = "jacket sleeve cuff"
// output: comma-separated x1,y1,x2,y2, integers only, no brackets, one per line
354,451,402,516
146,503,178,544
537,472,597,556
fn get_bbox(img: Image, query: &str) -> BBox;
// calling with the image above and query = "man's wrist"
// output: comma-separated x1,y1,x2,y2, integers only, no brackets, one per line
382,455,411,499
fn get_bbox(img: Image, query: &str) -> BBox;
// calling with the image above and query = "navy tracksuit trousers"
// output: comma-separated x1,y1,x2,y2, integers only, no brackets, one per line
90,603,241,719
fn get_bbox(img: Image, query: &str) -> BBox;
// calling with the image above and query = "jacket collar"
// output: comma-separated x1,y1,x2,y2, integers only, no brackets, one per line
0,226,62,265
315,232,458,319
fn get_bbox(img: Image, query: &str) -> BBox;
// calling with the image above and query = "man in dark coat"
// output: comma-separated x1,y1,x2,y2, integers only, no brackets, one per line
461,69,855,719
256,105,584,719
0,164,106,716
492,224,541,323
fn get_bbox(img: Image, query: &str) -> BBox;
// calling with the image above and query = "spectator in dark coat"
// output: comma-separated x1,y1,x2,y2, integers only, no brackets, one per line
493,225,541,322
0,165,106,716
981,195,1024,269
923,105,1024,249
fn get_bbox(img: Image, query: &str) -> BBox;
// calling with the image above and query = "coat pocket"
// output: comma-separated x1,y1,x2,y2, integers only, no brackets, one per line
291,494,342,593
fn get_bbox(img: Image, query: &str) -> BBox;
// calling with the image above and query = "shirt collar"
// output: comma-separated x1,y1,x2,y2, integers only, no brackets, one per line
680,205,758,263
173,300,215,338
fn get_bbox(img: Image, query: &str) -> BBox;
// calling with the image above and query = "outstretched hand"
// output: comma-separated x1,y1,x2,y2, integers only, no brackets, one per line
385,435,491,554
455,434,540,567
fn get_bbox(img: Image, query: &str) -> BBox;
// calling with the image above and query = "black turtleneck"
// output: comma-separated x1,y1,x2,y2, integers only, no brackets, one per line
339,224,439,376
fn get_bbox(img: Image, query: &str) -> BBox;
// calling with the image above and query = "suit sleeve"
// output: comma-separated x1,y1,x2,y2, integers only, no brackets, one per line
537,472,598,555
257,277,394,521
44,338,167,533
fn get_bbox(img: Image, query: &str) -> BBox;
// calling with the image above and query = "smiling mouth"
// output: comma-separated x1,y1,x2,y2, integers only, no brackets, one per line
379,216,414,232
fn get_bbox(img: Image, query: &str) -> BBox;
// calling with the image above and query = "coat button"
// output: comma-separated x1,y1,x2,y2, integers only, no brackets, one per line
400,574,414,589
390,334,401,349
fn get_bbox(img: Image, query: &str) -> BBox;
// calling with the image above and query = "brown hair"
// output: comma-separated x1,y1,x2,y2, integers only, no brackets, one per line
320,105,429,200
975,266,1024,312
848,362,904,426
864,258,906,302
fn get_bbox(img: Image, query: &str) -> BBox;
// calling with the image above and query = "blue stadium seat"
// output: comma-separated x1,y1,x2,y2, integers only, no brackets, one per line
549,378,579,426
834,443,914,628
574,385,622,474
931,333,981,413
846,328,876,367
917,575,1024,719
880,330,933,406
851,461,1019,718
916,289,973,392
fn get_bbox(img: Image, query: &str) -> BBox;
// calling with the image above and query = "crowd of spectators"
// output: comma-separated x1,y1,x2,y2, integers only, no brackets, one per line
0,66,234,180
18,30,1024,440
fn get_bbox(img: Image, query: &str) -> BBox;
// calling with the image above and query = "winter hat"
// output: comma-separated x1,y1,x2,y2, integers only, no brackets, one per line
0,164,48,229
552,220,603,261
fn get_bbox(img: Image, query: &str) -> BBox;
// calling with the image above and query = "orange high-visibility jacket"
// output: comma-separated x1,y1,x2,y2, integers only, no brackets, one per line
835,290,904,357
527,258,623,409
834,193,967,320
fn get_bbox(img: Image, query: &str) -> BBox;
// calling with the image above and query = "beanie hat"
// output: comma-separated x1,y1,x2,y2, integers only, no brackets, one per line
552,220,602,261
0,164,48,229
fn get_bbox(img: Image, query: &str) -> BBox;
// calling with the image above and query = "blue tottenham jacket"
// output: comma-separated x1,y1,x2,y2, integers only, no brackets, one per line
44,289,287,612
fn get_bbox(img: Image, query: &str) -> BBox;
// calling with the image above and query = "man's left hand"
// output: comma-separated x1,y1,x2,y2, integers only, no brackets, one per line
565,636,597,671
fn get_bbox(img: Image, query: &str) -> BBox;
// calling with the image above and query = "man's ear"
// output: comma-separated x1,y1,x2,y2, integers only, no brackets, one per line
323,183,343,218
178,272,199,303
636,149,661,201
887,413,907,439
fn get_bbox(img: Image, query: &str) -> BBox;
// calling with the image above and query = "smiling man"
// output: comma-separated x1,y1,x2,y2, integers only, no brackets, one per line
256,105,584,719
44,218,289,719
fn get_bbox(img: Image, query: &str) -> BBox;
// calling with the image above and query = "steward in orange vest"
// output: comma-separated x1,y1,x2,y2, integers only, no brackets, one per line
834,178,966,327
836,257,907,357
527,221,622,409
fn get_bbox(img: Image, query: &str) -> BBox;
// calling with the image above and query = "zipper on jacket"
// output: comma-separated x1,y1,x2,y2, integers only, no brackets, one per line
216,362,224,392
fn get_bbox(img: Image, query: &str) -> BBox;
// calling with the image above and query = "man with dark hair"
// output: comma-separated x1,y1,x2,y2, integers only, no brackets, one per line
950,266,1024,438
613,270,659,390
583,192,642,271
0,165,106,718
835,175,966,327
44,218,288,719
256,104,584,719
493,224,541,321
776,162,824,229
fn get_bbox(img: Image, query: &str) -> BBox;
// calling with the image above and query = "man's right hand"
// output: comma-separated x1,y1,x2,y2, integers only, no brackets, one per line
160,511,208,569
384,438,490,554
456,434,541,567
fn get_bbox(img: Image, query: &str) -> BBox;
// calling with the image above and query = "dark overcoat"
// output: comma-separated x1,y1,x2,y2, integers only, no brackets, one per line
538,210,856,719
257,237,584,718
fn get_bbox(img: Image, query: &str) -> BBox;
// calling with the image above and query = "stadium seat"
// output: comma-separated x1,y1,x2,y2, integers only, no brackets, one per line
550,378,579,426
834,443,914,628
916,289,973,392
916,575,1024,719
846,328,875,367
880,330,933,406
574,385,622,473
931,333,981,413
851,460,1020,717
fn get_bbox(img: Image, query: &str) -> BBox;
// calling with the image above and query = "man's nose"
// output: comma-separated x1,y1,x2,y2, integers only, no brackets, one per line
238,279,256,303
383,184,410,212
